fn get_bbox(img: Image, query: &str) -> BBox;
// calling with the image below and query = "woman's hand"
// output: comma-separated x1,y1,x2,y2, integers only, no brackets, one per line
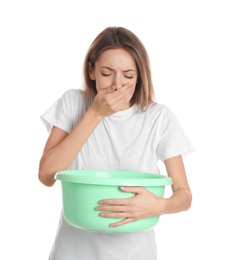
91,83,135,117
96,186,166,227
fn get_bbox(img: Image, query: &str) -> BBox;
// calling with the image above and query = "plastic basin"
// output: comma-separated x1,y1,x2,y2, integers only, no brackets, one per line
55,170,172,233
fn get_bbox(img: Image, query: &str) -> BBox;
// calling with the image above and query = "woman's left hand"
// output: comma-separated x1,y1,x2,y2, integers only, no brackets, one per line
96,186,165,227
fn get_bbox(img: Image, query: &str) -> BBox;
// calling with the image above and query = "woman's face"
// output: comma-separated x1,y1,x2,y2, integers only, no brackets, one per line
89,48,138,93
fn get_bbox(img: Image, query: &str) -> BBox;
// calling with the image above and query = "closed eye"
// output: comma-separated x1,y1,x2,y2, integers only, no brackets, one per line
102,73,111,77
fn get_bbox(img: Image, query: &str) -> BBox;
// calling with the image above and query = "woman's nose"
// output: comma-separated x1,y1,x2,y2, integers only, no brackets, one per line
114,75,125,90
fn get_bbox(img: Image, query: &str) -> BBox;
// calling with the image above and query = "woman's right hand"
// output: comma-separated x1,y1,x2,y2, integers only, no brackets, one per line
91,83,135,117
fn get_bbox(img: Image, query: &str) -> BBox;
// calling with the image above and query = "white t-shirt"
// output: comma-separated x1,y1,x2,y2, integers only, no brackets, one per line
41,89,194,260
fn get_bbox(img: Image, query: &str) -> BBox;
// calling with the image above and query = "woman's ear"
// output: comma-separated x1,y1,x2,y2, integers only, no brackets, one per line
88,62,95,80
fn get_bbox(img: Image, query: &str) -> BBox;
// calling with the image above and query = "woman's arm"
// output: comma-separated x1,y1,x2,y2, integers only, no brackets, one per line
96,155,192,227
38,107,103,187
162,155,192,214
38,84,134,187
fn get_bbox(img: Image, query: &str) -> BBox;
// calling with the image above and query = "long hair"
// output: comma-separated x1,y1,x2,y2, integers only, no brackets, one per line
83,26,154,111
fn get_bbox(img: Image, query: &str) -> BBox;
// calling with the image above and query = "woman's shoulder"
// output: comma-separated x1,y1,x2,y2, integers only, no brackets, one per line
60,88,94,114
61,88,84,99
144,102,179,125
146,102,171,116
61,88,93,103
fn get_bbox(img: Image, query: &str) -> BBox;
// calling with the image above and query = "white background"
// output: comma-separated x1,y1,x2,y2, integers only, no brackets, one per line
1,0,231,259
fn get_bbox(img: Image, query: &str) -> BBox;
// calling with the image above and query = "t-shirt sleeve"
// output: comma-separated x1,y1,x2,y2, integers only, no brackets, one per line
40,90,73,134
156,106,195,161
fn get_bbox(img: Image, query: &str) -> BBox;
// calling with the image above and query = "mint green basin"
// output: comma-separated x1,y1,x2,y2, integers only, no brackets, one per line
55,170,172,233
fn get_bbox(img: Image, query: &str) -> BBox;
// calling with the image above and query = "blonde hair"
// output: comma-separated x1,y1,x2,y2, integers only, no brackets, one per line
83,26,154,111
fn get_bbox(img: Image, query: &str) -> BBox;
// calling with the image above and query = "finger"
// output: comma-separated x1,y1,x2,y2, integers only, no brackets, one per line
97,85,116,95
97,84,133,106
98,198,131,205
113,83,134,97
120,186,145,194
96,205,127,212
109,85,135,109
99,211,129,219
99,85,134,107
110,217,134,227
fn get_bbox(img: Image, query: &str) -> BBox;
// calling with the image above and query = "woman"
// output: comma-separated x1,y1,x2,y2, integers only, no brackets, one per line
39,26,194,259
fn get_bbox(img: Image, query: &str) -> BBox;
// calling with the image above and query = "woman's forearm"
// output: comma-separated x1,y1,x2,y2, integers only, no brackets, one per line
161,188,192,215
38,107,103,186
162,155,192,215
